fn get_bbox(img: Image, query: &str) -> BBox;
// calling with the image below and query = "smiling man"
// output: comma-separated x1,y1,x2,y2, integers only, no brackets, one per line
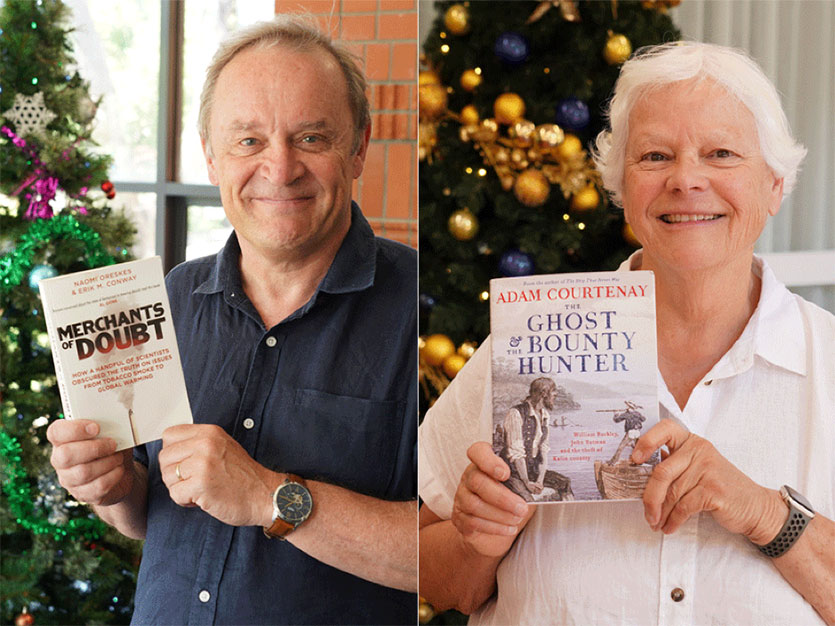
46,16,417,625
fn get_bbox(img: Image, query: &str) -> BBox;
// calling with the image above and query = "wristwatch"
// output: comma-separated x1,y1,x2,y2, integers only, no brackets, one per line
263,474,313,540
757,485,815,558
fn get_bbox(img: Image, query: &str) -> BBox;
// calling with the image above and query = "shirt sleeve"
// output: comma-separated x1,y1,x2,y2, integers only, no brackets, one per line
503,408,525,463
418,339,494,520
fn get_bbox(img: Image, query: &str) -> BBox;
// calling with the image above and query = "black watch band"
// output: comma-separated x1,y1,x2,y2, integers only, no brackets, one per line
757,485,815,559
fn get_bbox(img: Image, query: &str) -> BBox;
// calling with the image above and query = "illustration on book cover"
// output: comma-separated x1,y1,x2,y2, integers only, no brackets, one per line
490,270,660,503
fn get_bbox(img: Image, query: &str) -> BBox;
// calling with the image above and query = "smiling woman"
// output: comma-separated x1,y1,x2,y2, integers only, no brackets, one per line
418,40,835,626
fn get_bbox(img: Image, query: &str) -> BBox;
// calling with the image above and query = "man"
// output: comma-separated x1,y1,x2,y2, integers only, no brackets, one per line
607,400,647,464
47,17,416,625
496,377,571,501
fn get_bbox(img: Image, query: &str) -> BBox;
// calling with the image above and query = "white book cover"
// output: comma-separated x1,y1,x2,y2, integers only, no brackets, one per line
490,270,659,503
39,257,193,451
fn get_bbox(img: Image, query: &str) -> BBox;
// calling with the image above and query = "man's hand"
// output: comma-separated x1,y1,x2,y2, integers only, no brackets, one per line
159,424,277,528
452,442,535,558
632,419,785,543
47,419,135,506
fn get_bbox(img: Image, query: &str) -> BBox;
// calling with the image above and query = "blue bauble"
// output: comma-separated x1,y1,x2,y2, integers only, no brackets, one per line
555,97,590,131
498,250,534,277
493,32,529,65
419,293,437,311
29,263,59,292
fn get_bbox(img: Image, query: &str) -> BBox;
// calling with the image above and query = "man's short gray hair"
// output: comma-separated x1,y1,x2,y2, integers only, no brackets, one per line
592,41,807,207
198,14,370,155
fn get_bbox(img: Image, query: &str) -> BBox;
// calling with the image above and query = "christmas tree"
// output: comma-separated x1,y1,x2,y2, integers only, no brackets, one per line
418,2,679,622
1,1,142,623
418,0,680,407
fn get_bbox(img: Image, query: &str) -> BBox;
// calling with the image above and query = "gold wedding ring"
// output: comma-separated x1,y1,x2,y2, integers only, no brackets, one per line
175,463,183,481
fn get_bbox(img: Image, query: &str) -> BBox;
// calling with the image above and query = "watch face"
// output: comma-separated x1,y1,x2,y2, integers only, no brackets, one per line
783,485,814,515
275,482,313,524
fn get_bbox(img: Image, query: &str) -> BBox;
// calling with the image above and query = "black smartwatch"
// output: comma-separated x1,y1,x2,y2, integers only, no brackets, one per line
757,485,815,558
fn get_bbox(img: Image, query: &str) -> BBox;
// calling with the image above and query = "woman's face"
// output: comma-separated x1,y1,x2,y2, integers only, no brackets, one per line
621,79,783,274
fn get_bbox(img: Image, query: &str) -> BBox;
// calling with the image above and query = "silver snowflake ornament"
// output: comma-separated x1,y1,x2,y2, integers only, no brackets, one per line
3,91,57,137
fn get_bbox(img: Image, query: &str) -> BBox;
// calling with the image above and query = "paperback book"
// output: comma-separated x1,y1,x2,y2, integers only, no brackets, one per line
490,270,659,503
39,257,192,451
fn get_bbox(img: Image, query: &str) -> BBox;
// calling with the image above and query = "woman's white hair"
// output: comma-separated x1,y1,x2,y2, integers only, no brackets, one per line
592,41,807,207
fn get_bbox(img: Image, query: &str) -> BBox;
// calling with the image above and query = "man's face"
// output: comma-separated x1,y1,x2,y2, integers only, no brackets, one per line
542,387,557,411
621,79,783,273
203,45,368,262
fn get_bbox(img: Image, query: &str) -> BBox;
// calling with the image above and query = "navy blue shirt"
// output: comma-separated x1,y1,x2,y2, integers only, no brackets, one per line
132,204,417,625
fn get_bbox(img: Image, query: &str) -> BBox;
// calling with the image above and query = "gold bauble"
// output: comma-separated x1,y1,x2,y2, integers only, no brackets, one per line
623,222,641,247
444,3,471,35
511,148,526,164
500,175,515,191
448,208,479,241
494,92,526,126
604,32,633,65
421,334,456,367
418,601,435,624
460,69,482,92
460,104,480,126
570,184,600,211
457,341,477,358
442,354,468,378
419,70,441,87
419,84,448,119
514,169,550,207
556,133,583,160
536,123,565,148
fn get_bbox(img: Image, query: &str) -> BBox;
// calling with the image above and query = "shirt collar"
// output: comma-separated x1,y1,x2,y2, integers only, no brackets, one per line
618,250,807,377
193,201,377,298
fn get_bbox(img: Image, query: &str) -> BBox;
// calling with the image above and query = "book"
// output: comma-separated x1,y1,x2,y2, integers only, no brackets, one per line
490,270,659,503
39,257,193,451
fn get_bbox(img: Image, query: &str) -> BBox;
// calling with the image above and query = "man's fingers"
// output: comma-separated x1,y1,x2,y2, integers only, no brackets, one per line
466,441,510,481
50,437,118,470
632,418,689,464
58,452,125,489
46,419,99,446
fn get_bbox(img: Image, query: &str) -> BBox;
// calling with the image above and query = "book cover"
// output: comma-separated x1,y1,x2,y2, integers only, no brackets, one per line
39,257,193,451
490,270,659,503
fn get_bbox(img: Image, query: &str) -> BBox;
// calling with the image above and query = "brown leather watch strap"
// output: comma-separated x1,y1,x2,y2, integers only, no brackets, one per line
263,474,307,540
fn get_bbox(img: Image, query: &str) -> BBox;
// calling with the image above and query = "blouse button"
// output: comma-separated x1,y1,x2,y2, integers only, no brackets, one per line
671,587,685,602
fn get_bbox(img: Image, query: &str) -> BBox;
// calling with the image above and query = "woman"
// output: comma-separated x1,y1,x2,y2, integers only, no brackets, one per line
418,42,835,624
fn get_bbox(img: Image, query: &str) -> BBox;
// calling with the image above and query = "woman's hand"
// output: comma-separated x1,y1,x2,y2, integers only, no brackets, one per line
452,442,536,558
632,419,785,544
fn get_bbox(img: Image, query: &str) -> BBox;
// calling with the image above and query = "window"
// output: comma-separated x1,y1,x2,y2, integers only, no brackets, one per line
73,0,274,270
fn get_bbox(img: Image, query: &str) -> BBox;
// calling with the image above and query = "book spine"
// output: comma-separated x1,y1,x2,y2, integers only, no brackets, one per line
39,290,74,421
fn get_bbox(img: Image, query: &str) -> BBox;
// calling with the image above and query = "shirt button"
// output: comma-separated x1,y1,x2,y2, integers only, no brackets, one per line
198,590,211,603
265,336,277,347
243,418,255,429
671,587,685,602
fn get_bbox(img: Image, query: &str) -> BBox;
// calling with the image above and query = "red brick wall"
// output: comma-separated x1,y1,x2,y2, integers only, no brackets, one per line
275,0,417,247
